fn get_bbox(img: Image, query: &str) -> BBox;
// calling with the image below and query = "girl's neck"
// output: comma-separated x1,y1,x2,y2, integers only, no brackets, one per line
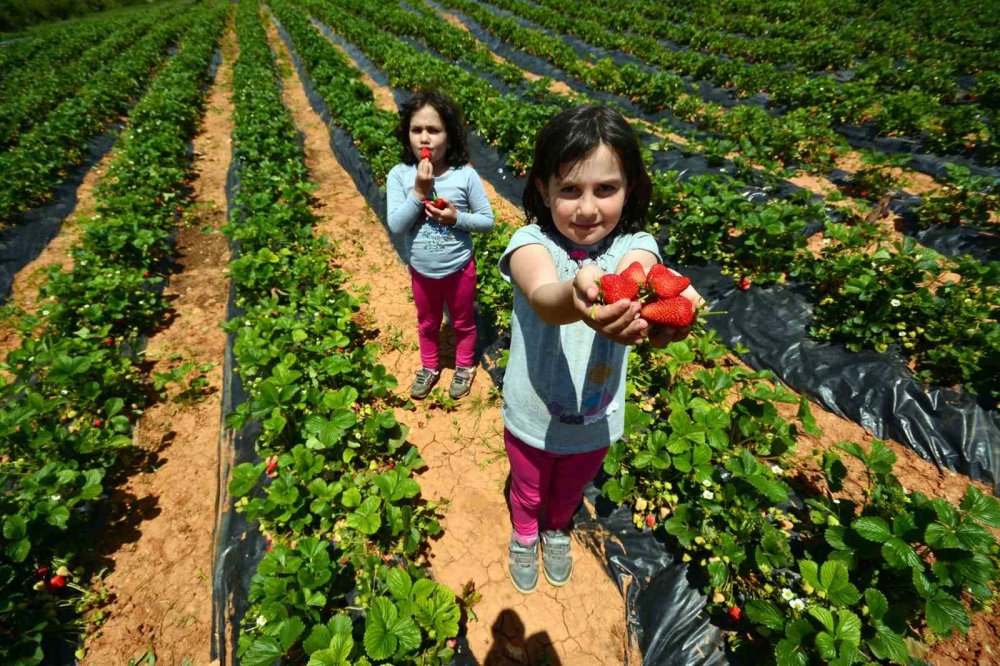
430,161,451,177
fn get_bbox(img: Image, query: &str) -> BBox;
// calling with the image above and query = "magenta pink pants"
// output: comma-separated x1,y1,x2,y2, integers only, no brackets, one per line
505,428,609,542
409,260,477,370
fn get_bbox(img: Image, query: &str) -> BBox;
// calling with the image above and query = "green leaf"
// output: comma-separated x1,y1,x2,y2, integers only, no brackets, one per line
341,487,362,508
837,610,862,645
229,463,262,497
955,520,994,552
386,567,412,601
277,617,306,651
364,598,400,661
2,515,26,540
881,537,922,569
960,486,1000,527
346,496,382,535
867,441,895,474
925,591,970,635
241,637,283,666
708,560,728,587
746,600,786,631
814,631,837,660
799,560,820,590
303,625,332,655
821,561,861,606
797,395,822,436
775,638,809,666
864,588,889,621
867,624,908,664
809,606,835,633
9,539,30,562
852,517,891,543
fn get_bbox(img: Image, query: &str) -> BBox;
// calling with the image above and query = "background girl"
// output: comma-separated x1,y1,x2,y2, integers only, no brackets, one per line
387,91,495,400
498,105,700,593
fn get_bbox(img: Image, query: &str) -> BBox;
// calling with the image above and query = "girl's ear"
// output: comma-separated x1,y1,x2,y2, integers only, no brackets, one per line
534,177,550,207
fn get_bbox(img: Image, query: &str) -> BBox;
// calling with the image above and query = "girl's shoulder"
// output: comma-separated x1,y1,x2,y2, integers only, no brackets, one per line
388,162,416,179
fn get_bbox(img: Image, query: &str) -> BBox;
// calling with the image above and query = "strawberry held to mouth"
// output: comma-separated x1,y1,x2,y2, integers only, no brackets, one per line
419,146,432,161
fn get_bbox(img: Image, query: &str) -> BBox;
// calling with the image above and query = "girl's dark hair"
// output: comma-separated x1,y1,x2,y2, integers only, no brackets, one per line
395,90,470,167
522,105,651,236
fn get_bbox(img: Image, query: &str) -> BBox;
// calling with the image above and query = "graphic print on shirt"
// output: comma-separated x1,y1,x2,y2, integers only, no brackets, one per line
419,220,453,254
545,362,619,425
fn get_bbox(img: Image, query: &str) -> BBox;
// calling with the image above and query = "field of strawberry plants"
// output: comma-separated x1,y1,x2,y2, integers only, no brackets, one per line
1,0,998,664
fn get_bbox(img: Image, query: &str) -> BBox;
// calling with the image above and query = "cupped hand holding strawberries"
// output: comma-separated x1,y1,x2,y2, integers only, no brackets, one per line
415,146,457,225
574,261,700,346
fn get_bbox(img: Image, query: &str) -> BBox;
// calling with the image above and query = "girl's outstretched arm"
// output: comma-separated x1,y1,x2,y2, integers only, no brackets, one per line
509,244,648,345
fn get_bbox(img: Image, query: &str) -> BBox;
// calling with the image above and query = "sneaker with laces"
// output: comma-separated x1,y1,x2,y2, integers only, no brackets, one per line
410,368,439,399
540,529,573,586
448,366,475,399
507,538,538,593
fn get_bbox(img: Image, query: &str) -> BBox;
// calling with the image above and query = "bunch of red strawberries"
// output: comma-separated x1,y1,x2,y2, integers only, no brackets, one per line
598,262,695,328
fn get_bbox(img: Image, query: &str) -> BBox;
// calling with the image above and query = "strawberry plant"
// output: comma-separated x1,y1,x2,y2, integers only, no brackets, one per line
916,164,999,229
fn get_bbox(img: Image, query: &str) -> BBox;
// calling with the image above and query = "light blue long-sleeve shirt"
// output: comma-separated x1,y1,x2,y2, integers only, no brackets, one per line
386,163,494,278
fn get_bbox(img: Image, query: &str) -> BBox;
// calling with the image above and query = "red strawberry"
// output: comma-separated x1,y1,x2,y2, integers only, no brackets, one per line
35,566,50,579
265,458,278,476
727,606,743,622
93,418,103,428
419,146,432,161
143,271,151,278
641,296,694,328
619,261,646,289
737,277,751,291
105,338,114,347
600,274,639,304
860,190,868,198
434,197,446,208
645,514,656,528
647,264,691,299
49,575,67,590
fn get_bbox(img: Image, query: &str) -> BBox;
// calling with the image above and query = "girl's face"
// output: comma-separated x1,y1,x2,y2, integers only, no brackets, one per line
409,105,448,163
536,142,629,247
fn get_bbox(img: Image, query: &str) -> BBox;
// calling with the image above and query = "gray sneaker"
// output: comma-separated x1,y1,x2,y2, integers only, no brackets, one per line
540,530,573,586
410,368,439,399
507,538,538,594
448,366,476,400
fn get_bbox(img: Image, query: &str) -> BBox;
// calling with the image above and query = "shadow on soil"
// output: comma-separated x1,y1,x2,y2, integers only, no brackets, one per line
483,609,562,666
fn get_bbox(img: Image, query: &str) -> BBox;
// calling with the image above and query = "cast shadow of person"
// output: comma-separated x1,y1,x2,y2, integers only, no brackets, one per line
483,609,563,666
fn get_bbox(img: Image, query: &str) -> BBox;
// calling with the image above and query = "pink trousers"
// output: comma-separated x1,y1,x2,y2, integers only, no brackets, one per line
505,428,609,542
409,260,477,370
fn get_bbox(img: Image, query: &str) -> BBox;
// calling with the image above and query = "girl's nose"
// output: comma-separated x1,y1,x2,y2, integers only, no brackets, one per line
578,192,598,219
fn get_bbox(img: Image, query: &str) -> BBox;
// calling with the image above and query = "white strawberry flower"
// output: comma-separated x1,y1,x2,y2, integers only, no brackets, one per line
789,598,805,611
781,588,794,601
890,298,901,307
770,465,783,475
702,489,714,500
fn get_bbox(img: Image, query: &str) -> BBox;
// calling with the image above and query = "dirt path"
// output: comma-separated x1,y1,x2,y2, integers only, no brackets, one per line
80,24,235,666
270,20,628,665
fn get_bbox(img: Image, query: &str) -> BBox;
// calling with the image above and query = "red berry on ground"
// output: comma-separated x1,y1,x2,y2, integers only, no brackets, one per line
49,575,67,589
645,514,656,528
728,606,743,621
93,418,103,428
860,190,868,198
737,277,751,291
35,566,50,579
143,272,151,278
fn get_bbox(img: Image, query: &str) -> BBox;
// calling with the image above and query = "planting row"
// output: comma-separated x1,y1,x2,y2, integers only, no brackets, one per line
298,0,997,398
0,9,162,150
469,0,998,161
221,3,459,664
0,3,227,662
253,4,1000,663
0,1,196,223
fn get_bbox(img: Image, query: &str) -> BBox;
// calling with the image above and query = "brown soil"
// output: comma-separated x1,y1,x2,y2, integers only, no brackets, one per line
271,20,628,664
79,21,236,666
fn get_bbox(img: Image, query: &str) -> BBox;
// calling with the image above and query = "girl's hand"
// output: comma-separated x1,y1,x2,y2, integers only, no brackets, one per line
413,157,434,199
424,198,458,226
645,288,702,347
573,264,648,345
